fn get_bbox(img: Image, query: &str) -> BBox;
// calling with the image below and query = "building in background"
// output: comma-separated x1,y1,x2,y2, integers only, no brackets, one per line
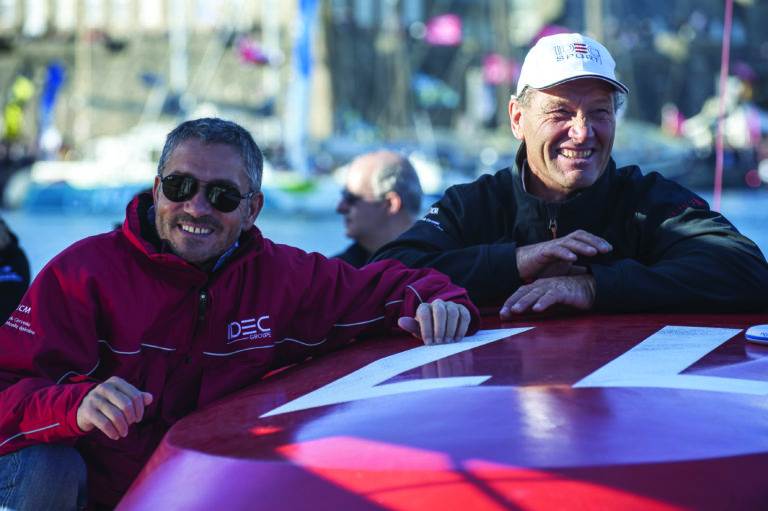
0,0,766,205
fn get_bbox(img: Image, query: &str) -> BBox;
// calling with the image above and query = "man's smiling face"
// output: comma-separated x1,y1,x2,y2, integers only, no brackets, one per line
153,138,262,272
510,78,617,202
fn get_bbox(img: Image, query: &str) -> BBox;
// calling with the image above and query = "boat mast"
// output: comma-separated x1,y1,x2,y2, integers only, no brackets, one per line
713,0,734,212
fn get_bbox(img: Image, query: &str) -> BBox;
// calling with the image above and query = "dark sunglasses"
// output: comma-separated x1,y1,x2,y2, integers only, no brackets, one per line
340,188,381,205
160,175,254,213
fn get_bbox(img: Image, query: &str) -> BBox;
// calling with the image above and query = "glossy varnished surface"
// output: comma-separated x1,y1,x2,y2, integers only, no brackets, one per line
117,312,768,510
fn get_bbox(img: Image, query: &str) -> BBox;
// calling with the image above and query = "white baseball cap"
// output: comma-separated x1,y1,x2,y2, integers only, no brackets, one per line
515,33,628,96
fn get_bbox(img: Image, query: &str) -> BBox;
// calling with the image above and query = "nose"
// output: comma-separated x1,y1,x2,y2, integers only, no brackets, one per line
569,114,593,142
184,184,214,215
336,197,348,214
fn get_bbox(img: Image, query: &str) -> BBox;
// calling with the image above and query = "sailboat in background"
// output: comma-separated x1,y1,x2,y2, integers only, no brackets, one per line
3,0,765,217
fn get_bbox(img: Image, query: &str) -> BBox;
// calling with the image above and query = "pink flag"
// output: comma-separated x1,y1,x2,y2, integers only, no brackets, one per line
425,14,462,46
483,53,519,86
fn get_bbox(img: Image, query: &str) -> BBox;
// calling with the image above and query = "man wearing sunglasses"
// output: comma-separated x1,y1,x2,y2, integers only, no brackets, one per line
0,117,480,510
333,150,423,268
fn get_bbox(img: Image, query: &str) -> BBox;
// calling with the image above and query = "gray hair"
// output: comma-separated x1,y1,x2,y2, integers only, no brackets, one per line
370,155,423,217
157,117,263,192
515,85,626,112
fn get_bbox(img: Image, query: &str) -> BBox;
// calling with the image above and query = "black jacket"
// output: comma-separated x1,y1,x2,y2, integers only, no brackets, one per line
332,242,372,269
372,146,768,312
0,228,30,323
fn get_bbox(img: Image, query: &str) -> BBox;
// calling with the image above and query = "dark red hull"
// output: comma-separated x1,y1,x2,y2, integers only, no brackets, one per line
117,311,768,510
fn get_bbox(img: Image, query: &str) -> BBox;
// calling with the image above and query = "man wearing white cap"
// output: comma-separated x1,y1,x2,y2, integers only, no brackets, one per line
372,33,768,315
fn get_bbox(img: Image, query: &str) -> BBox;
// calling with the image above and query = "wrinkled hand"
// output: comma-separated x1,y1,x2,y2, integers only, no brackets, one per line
76,376,153,440
398,299,472,345
500,274,596,318
516,230,611,280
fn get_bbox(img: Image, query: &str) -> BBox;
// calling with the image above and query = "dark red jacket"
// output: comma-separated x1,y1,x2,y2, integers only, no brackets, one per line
0,194,479,507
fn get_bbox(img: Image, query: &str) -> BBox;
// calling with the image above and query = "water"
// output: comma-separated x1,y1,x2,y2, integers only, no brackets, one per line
695,188,768,252
2,187,766,279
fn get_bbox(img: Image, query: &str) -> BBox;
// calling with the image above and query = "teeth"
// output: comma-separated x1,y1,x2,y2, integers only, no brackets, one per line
561,149,592,159
181,225,212,235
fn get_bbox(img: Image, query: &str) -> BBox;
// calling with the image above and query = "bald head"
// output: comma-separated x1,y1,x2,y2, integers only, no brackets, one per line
349,151,423,217
337,150,423,254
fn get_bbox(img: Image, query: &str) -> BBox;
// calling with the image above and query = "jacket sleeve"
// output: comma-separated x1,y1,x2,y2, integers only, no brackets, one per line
0,258,100,456
371,184,520,303
592,188,768,312
270,253,482,366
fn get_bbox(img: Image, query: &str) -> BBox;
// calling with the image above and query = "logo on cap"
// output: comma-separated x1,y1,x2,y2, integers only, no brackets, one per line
553,43,602,65
515,33,629,96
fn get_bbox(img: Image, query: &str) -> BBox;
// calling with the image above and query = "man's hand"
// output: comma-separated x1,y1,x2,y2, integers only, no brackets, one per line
500,274,596,318
516,230,611,280
398,299,472,345
76,376,153,440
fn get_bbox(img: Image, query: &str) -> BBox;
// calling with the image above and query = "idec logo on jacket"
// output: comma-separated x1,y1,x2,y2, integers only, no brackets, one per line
228,315,271,344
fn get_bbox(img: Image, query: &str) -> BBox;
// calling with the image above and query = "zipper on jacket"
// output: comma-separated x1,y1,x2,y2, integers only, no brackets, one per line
549,218,557,239
544,202,561,240
197,289,208,322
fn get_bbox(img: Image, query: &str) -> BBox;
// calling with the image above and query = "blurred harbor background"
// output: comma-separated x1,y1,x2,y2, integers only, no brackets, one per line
1,0,767,277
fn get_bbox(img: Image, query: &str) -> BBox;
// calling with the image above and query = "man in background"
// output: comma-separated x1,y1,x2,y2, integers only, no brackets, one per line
333,150,423,267
0,214,29,323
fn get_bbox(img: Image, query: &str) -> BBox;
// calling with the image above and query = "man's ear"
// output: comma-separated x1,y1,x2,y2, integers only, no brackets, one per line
384,191,402,214
242,191,264,231
153,176,162,204
509,97,525,141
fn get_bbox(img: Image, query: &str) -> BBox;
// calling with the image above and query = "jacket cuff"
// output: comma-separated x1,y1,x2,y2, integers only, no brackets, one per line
591,262,623,311
486,242,521,293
